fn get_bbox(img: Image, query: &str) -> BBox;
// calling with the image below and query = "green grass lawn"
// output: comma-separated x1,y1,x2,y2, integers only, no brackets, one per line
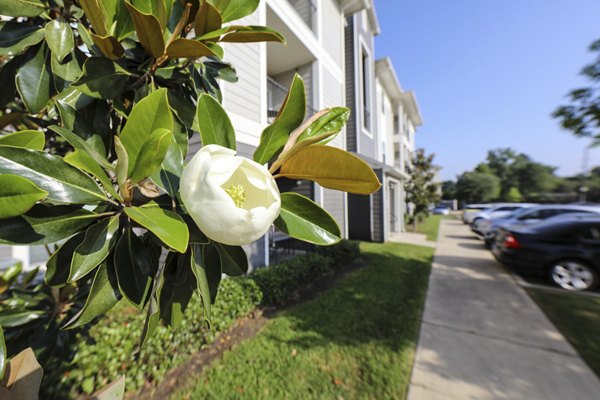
528,289,600,377
411,214,447,241
172,242,434,400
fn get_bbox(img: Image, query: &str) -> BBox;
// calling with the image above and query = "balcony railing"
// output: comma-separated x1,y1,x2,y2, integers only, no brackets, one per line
268,77,318,122
287,0,317,31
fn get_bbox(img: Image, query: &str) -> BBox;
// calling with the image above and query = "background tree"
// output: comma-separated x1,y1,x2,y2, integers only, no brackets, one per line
441,180,456,199
455,171,501,203
404,149,441,223
553,38,600,145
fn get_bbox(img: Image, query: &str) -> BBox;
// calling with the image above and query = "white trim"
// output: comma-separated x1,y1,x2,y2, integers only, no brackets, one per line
358,36,373,139
352,15,361,153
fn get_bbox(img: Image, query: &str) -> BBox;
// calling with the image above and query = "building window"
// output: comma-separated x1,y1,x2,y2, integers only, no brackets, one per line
361,47,371,131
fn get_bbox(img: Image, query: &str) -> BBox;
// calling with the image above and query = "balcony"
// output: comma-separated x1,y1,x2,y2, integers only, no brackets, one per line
268,77,318,122
287,0,317,31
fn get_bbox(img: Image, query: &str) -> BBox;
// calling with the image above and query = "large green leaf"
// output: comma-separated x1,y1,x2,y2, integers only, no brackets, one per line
207,0,259,23
275,192,341,245
0,310,44,327
0,57,18,107
159,252,195,328
0,0,46,17
15,44,52,113
0,130,45,150
64,150,122,201
124,204,189,253
63,262,120,329
114,228,155,308
150,140,183,196
129,128,172,183
79,0,109,35
201,242,222,303
0,175,48,219
271,107,350,172
0,22,45,56
196,94,236,150
125,1,165,58
45,19,74,62
0,146,107,204
0,325,5,380
220,26,285,44
131,0,168,29
72,57,132,99
277,146,382,195
213,242,248,276
0,205,98,245
69,216,119,282
194,0,222,37
45,231,86,287
253,74,305,164
190,244,212,325
91,33,125,60
120,88,174,175
49,126,111,170
166,38,217,58
51,50,84,91
137,259,163,348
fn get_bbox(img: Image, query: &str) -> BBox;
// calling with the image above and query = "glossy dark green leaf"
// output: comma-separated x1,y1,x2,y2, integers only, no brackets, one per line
131,0,168,29
0,22,45,56
253,74,305,164
201,242,222,303
278,145,382,195
220,26,285,44
114,136,129,192
64,150,122,201
51,50,84,91
159,252,195,328
196,94,236,150
0,146,108,204
79,0,109,35
195,0,222,37
45,231,86,287
0,310,44,327
207,0,259,23
166,38,217,58
49,125,111,170
15,44,52,113
90,33,125,60
137,258,164,348
129,128,172,183
0,0,46,17
120,88,174,175
125,1,165,58
0,205,98,245
0,175,48,219
114,228,154,308
190,244,211,325
72,57,132,99
275,192,341,245
0,324,5,380
69,216,119,282
45,19,74,62
0,57,19,107
124,204,189,253
184,214,209,244
63,262,120,329
213,242,248,276
150,140,183,196
0,130,45,150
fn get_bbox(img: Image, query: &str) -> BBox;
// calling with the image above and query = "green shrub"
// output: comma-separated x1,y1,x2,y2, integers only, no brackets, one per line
44,241,358,398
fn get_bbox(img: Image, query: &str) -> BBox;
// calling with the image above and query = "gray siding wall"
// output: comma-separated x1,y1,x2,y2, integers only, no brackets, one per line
0,246,11,260
287,0,314,29
371,169,385,242
222,13,262,122
271,62,315,110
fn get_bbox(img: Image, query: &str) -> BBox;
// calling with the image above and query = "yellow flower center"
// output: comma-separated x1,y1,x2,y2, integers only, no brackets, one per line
224,184,247,208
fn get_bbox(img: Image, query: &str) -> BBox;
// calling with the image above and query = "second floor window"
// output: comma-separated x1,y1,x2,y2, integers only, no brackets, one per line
361,47,371,131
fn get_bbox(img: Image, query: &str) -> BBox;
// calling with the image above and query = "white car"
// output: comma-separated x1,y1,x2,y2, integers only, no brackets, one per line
462,204,492,224
471,203,537,235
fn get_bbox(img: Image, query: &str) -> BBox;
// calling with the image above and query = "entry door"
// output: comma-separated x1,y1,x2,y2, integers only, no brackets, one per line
389,183,399,232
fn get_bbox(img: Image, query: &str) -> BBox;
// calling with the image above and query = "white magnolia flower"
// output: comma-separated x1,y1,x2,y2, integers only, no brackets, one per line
180,144,281,246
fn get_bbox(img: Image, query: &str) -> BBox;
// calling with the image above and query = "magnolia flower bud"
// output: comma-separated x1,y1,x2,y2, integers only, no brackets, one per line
180,144,281,246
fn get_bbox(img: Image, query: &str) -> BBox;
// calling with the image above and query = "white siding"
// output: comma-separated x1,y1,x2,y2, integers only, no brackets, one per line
0,246,11,260
222,13,263,123
321,0,343,67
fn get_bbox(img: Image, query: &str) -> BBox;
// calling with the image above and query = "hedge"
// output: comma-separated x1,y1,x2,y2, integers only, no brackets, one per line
43,240,360,398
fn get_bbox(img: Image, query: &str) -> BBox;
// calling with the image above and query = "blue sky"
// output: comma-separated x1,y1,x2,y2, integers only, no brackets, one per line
374,0,600,181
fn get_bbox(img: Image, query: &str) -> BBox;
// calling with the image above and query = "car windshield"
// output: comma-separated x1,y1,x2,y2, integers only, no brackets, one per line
503,207,534,220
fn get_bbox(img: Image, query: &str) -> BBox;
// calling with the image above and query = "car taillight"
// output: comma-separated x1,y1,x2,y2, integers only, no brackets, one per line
504,234,520,249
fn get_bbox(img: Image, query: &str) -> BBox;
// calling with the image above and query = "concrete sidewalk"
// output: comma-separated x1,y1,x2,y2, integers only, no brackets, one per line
408,219,600,400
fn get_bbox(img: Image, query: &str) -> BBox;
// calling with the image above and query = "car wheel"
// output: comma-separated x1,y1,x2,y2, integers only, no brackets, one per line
549,260,598,291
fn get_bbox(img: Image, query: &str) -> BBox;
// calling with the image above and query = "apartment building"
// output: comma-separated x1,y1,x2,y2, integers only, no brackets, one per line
344,5,423,242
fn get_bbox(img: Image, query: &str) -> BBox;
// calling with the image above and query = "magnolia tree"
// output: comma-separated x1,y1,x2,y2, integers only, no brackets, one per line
0,0,381,386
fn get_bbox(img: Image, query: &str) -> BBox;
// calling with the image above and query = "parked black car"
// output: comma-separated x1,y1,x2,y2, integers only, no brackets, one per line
492,214,600,291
